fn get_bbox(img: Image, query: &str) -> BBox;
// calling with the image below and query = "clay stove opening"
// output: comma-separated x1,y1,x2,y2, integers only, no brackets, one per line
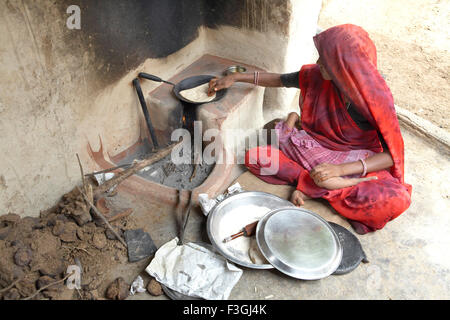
88,52,268,207
111,97,215,191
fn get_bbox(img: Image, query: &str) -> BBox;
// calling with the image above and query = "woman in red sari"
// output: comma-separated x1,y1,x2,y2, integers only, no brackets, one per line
208,24,412,234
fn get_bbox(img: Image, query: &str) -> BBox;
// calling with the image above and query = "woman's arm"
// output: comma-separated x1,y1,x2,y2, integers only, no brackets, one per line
310,150,394,182
208,72,283,94
339,151,394,177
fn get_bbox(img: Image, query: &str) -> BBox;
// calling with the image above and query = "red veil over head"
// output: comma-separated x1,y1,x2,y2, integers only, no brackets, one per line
299,24,406,183
245,24,412,231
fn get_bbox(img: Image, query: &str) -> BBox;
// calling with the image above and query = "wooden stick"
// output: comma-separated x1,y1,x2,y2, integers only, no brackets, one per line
84,164,132,177
76,153,86,193
77,186,128,249
0,278,21,294
75,154,93,224
189,165,198,182
93,139,183,196
178,190,193,245
189,154,200,182
22,271,75,300
62,245,92,256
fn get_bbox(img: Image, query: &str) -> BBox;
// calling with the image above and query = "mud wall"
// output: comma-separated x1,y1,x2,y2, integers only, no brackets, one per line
0,0,321,217
205,0,322,121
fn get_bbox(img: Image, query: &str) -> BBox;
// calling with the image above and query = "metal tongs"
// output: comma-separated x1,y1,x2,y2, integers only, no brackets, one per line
177,189,193,245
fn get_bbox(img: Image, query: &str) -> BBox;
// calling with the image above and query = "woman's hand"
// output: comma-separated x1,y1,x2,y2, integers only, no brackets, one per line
208,75,236,96
310,163,344,182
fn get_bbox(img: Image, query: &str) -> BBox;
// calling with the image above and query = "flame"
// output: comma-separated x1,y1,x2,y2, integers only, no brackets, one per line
182,115,186,124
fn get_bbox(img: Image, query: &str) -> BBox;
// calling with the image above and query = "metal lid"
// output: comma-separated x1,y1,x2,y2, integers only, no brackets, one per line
256,207,343,280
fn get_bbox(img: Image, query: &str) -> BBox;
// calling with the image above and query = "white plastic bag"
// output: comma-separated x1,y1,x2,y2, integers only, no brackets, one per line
198,183,245,216
198,194,218,216
145,238,243,300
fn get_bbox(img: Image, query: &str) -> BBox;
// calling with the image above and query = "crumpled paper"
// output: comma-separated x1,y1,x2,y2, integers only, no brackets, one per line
130,275,146,295
198,182,244,216
145,238,243,300
227,182,243,195
94,172,116,193
198,194,218,216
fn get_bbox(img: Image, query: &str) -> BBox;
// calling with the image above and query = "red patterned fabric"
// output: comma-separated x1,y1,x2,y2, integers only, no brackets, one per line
275,120,374,175
311,24,406,182
245,24,412,232
245,145,412,231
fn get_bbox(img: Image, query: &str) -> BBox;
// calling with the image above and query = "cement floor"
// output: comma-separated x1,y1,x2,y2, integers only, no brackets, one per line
111,125,449,300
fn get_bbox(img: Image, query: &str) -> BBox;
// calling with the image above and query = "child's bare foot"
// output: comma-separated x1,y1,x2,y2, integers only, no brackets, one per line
290,190,310,207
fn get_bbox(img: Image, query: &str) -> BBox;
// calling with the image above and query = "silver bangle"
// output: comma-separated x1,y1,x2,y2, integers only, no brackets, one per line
359,159,367,177
254,71,259,86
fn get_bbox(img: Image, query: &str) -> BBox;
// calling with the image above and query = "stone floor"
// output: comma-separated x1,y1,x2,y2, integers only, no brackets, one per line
112,125,449,300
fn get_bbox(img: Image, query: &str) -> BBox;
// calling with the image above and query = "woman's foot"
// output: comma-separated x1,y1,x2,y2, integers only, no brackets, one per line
348,220,374,235
290,190,310,207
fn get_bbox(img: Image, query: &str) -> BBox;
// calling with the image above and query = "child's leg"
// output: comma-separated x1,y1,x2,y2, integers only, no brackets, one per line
262,118,282,146
245,145,305,186
317,176,378,190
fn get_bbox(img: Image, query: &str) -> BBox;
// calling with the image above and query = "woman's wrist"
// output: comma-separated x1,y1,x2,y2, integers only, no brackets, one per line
339,152,393,177
338,161,363,177
231,72,284,87
229,73,239,82
231,72,251,83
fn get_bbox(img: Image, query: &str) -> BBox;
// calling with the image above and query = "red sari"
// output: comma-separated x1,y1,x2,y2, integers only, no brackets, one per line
245,25,412,232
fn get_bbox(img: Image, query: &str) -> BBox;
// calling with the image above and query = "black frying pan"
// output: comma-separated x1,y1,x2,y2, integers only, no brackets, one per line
138,72,227,105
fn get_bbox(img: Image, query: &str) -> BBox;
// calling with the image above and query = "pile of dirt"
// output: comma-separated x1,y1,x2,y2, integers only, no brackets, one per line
0,188,138,300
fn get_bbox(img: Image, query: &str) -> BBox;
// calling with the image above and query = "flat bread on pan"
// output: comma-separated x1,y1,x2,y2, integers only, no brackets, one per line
179,83,216,103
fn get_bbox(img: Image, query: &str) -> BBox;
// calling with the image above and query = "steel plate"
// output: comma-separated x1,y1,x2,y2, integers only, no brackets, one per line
256,207,342,280
207,191,294,269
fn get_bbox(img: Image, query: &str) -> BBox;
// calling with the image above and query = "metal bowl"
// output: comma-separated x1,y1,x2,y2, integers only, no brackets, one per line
206,191,294,269
223,65,247,76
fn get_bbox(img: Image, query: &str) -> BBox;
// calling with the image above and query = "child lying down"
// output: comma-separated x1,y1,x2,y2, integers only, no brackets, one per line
265,112,377,193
